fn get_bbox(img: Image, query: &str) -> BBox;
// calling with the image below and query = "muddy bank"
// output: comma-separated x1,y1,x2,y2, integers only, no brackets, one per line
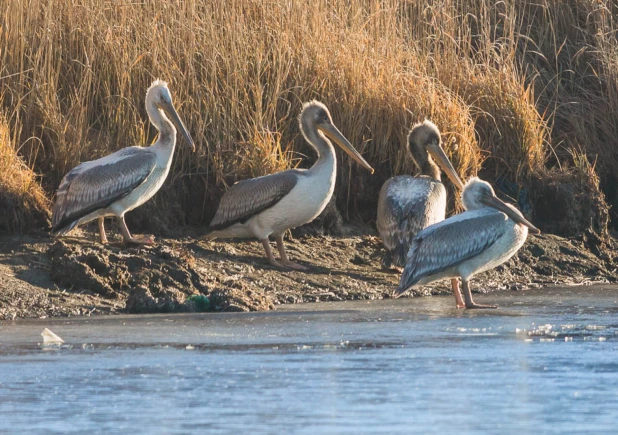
0,227,616,320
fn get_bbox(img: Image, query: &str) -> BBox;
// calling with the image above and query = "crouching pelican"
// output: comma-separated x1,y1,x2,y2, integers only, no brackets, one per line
51,80,195,244
393,177,540,309
201,101,374,270
377,120,464,270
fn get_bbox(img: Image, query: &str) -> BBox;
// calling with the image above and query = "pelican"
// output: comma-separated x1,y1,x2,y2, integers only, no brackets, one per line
51,79,195,244
377,120,464,269
201,101,374,270
393,177,540,309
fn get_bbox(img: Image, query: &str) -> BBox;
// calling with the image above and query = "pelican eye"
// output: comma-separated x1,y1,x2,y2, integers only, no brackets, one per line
426,137,440,148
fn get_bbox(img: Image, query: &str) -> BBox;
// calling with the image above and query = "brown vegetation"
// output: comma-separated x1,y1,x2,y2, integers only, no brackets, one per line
0,112,49,233
0,0,617,237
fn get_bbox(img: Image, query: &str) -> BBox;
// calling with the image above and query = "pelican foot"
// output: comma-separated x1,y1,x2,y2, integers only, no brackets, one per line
267,259,309,271
99,237,109,245
456,303,466,309
126,234,156,245
268,259,287,269
461,281,497,309
282,261,310,271
465,303,498,309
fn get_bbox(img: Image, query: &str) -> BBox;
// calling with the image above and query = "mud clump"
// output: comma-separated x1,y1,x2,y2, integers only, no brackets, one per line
529,167,610,250
2,228,617,319
125,285,193,314
208,287,275,312
47,240,209,313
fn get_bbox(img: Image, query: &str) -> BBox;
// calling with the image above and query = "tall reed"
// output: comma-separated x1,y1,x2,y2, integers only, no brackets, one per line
0,0,615,235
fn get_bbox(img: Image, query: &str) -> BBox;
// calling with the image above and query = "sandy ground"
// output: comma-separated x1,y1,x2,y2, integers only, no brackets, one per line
0,226,616,320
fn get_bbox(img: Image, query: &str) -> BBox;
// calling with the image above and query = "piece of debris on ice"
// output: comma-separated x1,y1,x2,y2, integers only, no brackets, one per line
41,328,64,345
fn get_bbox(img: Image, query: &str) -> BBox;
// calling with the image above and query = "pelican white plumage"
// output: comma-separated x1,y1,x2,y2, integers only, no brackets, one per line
201,101,374,270
393,177,540,309
377,120,464,269
51,80,195,244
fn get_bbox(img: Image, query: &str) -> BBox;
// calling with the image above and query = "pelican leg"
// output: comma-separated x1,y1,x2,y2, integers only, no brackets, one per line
117,216,155,245
451,278,465,309
382,251,403,273
98,217,109,245
461,280,497,309
274,234,309,271
261,239,285,269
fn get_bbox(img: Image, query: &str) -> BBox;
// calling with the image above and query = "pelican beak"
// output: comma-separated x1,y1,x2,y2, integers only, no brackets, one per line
163,102,196,152
482,195,541,234
427,143,464,190
318,123,374,173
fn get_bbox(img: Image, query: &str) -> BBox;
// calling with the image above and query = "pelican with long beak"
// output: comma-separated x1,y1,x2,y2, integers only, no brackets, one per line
377,120,464,304
393,177,540,309
377,120,464,269
202,101,374,270
51,79,195,244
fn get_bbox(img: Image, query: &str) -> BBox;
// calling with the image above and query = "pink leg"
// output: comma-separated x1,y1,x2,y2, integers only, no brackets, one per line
261,239,285,268
117,216,155,245
274,234,309,271
98,217,109,244
461,280,498,309
451,278,465,309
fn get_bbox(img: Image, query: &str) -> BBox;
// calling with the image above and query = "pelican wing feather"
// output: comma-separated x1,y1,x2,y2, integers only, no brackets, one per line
208,170,301,232
51,149,157,234
397,209,508,293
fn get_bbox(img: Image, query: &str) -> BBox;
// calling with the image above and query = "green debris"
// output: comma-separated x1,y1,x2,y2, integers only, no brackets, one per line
187,294,211,312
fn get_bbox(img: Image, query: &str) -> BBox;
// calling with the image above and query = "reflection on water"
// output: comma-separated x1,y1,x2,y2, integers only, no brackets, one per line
1,285,618,434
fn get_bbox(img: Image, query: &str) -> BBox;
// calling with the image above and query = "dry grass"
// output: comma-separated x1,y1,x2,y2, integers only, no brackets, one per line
0,0,616,236
0,112,50,233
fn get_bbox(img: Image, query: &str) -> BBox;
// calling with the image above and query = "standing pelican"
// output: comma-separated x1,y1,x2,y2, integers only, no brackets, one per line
201,101,374,270
51,79,195,244
377,120,464,270
393,177,540,308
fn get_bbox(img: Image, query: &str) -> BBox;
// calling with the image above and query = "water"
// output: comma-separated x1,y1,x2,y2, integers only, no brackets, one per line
1,285,618,434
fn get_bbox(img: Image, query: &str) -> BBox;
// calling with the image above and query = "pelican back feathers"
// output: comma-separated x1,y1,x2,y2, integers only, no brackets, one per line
395,208,508,295
206,170,301,233
377,176,446,267
51,148,157,235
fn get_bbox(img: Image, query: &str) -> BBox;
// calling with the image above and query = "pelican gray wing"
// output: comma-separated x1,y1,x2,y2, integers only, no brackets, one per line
207,170,301,232
377,176,444,267
396,209,508,294
51,149,157,234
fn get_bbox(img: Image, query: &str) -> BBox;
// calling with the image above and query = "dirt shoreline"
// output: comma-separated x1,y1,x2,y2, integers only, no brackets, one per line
0,227,616,320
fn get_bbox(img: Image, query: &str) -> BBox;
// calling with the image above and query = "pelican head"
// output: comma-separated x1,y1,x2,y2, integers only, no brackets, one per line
462,177,540,234
408,120,463,190
146,80,196,151
300,101,374,173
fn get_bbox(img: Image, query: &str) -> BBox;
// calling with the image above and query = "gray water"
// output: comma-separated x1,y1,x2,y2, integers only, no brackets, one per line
1,286,617,434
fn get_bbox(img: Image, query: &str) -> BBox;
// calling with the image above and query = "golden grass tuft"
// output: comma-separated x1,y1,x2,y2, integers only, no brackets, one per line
0,113,50,234
0,0,616,236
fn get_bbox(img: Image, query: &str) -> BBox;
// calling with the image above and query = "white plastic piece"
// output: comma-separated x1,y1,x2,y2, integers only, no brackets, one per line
41,328,64,345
